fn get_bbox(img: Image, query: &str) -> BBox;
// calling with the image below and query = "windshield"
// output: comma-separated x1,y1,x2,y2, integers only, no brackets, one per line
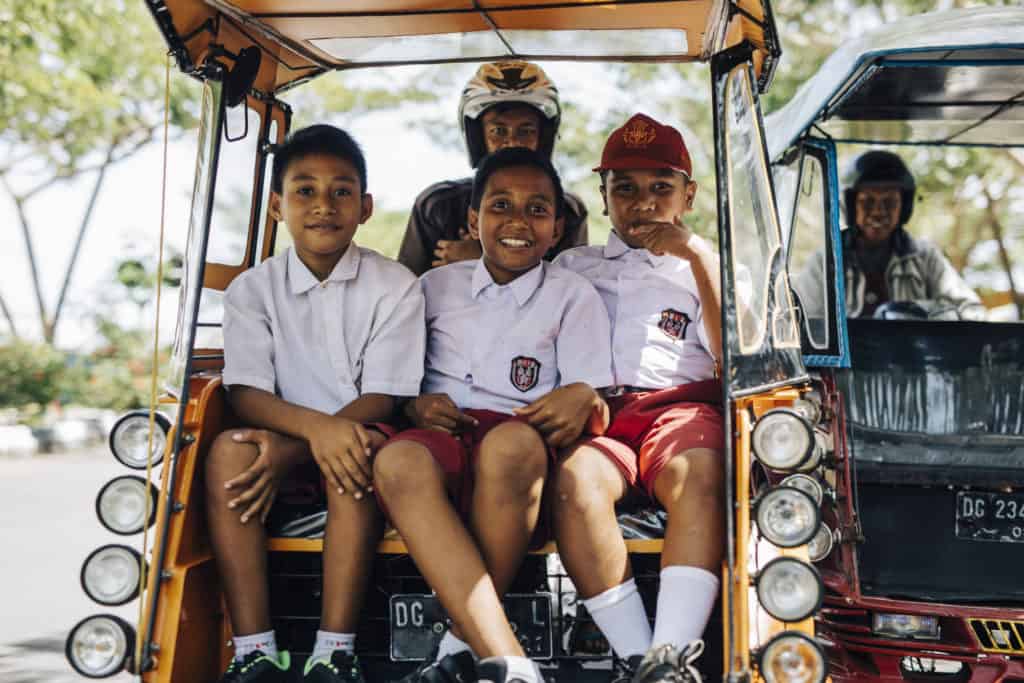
166,79,223,397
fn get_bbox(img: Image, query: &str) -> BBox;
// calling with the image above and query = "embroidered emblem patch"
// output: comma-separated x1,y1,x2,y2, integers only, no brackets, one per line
623,118,657,148
658,309,692,340
510,356,541,392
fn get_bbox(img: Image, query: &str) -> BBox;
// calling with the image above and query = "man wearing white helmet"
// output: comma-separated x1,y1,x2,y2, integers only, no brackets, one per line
397,60,588,275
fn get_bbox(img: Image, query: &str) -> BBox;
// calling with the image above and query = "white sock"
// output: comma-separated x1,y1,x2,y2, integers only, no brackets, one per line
582,578,653,658
311,630,355,661
233,630,278,661
435,630,473,661
494,655,542,683
652,566,720,649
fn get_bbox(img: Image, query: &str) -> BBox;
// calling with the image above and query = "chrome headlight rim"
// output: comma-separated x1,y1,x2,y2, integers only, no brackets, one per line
65,613,135,679
94,475,158,536
780,473,824,506
753,486,821,548
108,410,171,470
807,523,836,563
755,556,824,623
758,630,827,683
79,544,146,607
752,408,815,471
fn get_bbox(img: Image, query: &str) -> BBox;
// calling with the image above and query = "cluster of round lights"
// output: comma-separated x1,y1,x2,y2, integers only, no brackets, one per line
750,402,832,683
66,411,171,678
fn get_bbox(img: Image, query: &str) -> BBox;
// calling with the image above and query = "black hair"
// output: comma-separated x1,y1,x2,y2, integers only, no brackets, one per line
470,148,565,218
271,124,367,194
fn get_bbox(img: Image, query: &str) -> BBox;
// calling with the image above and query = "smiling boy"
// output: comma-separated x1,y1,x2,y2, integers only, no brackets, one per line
554,114,728,683
208,125,425,683
374,148,613,683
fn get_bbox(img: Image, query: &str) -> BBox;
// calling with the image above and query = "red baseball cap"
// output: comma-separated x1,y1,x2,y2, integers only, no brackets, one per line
593,113,692,177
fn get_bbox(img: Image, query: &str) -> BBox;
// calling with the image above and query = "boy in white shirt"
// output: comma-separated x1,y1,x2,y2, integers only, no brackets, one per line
554,114,728,683
373,148,613,683
208,124,425,683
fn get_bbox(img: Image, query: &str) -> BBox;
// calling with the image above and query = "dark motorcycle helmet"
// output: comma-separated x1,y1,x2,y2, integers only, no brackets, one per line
459,60,561,168
843,150,916,228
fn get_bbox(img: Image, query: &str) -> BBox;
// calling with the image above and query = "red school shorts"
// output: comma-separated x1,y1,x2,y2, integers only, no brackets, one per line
584,380,725,498
379,409,553,543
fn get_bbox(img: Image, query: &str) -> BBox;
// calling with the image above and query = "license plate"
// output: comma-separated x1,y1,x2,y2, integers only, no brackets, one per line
389,593,553,661
955,491,1024,543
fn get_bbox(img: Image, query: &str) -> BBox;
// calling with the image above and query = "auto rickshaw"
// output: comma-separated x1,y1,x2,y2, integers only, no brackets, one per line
65,1,832,681
766,7,1024,681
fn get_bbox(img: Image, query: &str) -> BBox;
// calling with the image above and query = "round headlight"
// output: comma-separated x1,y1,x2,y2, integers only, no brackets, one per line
781,474,824,506
791,394,822,425
759,631,826,683
754,487,820,548
808,524,835,563
756,557,823,622
752,409,814,471
109,410,170,469
65,614,135,678
95,475,157,535
80,545,145,606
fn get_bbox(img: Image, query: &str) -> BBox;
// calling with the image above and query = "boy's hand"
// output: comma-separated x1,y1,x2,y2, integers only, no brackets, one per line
629,217,706,261
514,382,605,448
224,429,299,525
432,235,482,268
305,415,375,498
405,393,479,433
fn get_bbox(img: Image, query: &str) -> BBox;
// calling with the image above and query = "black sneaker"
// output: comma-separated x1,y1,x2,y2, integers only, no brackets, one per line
476,656,543,683
394,651,477,683
612,655,645,683
218,650,291,682
631,642,704,683
304,650,365,682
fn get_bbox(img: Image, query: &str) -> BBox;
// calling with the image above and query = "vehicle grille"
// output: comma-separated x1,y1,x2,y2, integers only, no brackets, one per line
969,619,1024,655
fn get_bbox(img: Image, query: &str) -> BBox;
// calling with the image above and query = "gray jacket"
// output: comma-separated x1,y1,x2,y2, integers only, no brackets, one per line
794,229,985,320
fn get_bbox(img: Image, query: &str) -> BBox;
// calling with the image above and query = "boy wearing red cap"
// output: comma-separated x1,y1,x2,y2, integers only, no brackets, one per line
553,113,727,683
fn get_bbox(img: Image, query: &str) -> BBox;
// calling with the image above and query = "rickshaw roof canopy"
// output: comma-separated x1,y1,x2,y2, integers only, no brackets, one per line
149,0,780,93
766,6,1024,159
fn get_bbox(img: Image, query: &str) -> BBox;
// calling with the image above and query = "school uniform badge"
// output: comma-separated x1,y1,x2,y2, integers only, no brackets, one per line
659,309,692,340
510,356,541,392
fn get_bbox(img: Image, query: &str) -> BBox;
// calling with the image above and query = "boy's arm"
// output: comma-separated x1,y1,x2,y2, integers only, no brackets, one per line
334,392,395,424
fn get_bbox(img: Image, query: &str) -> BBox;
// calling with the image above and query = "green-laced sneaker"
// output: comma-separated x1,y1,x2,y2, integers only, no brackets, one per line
304,650,366,683
218,650,291,683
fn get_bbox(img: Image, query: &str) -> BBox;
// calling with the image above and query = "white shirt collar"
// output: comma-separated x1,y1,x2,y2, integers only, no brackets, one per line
602,231,666,267
470,259,545,307
287,244,361,295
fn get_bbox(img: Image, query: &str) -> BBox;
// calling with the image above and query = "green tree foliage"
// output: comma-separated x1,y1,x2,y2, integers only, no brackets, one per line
0,0,198,343
0,341,66,410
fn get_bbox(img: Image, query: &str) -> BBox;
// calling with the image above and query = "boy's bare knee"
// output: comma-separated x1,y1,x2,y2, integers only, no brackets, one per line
372,441,442,501
554,447,617,517
476,422,547,490
655,448,724,504
204,430,257,499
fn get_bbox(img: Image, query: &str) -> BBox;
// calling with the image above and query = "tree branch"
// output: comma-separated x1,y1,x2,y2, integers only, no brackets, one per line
981,187,1023,319
1,175,49,340
0,290,20,339
50,146,117,345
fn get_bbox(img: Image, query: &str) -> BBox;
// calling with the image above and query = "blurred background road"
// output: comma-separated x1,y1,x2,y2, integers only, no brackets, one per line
1,448,135,682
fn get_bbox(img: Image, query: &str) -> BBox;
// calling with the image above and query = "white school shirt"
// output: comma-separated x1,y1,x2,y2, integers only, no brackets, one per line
222,245,425,414
420,259,614,414
556,231,734,389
